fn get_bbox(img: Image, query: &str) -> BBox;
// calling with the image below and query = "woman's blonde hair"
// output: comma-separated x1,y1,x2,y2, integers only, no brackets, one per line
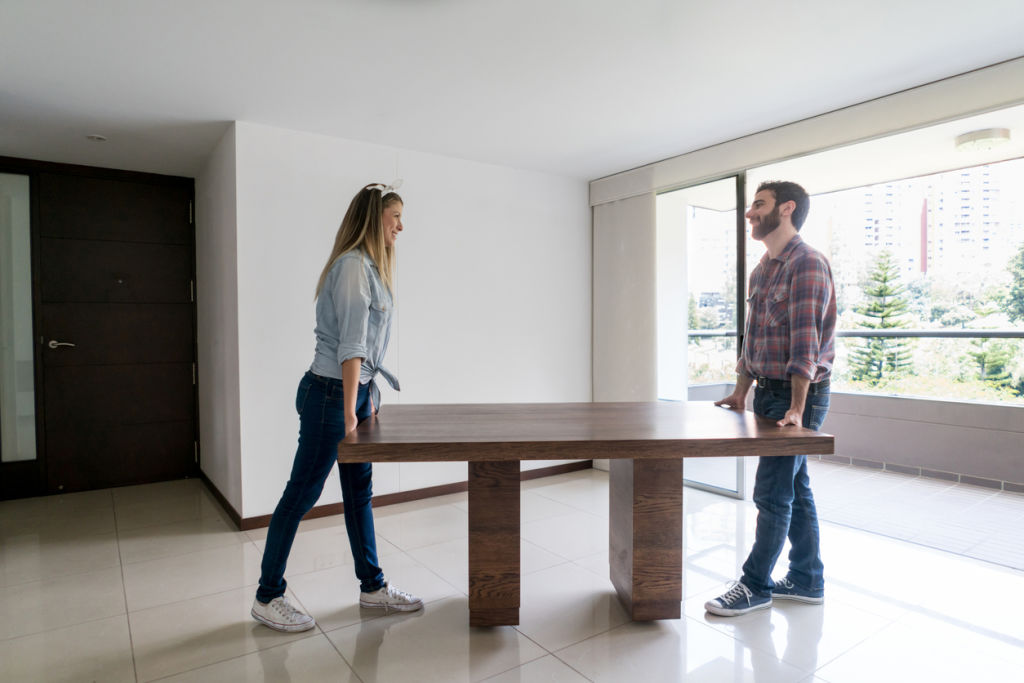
315,184,403,298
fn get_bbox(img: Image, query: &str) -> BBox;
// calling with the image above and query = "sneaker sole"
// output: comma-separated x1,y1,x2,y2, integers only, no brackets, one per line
359,599,424,612
251,608,317,632
704,599,772,617
772,594,824,604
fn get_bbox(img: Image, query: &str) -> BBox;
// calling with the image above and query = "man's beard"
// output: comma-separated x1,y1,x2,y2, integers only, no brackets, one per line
751,205,781,240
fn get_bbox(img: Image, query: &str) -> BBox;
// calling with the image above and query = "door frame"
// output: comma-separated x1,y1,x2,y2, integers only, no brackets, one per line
655,171,749,499
0,155,199,500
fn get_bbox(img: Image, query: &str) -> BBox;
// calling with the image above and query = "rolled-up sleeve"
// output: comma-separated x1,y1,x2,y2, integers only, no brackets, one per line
333,256,372,365
786,255,833,380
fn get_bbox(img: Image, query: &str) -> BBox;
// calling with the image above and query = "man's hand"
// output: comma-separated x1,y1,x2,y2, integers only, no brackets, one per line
714,392,746,411
777,408,803,427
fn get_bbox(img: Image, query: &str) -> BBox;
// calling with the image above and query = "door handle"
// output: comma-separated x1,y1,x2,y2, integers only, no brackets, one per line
47,340,76,349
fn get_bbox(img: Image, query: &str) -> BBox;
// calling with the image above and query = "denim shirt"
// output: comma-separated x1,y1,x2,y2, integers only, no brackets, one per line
310,249,400,402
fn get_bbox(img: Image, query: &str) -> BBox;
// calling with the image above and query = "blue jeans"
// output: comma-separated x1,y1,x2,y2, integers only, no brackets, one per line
256,371,385,603
740,385,829,598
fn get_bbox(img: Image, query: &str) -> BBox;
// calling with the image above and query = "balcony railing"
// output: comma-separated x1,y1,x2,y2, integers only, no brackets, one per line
688,329,1024,338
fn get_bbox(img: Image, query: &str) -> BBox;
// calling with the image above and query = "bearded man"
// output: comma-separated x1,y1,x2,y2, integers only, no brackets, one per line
705,180,838,617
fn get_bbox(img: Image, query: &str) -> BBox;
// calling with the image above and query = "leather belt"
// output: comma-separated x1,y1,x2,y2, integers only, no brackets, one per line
755,377,830,394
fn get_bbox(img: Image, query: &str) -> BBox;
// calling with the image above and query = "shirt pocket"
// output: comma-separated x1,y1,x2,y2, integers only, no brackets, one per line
766,286,789,328
746,287,760,311
367,300,390,358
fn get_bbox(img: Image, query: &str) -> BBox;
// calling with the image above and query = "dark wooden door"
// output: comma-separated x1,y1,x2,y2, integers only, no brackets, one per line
37,171,196,493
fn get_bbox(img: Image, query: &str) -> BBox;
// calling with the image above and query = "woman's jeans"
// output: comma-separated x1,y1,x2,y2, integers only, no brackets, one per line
740,385,830,598
256,371,385,603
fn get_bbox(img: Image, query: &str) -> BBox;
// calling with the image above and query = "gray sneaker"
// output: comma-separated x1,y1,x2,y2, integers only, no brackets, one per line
704,581,772,617
772,577,824,604
251,596,316,632
359,582,424,613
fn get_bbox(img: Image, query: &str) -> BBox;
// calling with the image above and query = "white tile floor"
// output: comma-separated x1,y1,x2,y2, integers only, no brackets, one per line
1,461,1023,682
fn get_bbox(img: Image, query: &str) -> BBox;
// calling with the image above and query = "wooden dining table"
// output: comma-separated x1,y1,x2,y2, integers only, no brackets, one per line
338,401,834,626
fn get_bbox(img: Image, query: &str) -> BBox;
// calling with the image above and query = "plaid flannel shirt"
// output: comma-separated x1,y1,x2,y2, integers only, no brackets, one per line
736,235,837,383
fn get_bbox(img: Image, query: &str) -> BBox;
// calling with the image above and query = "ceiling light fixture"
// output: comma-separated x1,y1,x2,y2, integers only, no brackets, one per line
955,127,1010,152
85,134,108,142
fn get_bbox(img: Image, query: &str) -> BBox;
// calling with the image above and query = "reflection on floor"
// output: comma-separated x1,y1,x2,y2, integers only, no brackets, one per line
1,461,1022,682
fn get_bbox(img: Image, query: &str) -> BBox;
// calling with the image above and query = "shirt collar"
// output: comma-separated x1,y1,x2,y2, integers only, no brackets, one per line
760,234,804,266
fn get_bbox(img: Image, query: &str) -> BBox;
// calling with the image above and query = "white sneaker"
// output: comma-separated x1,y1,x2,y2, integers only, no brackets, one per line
359,582,424,613
251,596,316,632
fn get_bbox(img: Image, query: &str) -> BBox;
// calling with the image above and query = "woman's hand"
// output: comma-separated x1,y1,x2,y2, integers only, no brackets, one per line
345,412,359,435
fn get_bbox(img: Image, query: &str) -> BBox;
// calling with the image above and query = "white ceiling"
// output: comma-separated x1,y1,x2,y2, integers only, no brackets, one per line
2,0,1023,181
671,104,1024,212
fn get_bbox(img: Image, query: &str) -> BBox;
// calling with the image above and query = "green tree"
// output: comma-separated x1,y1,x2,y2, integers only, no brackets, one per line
1004,242,1024,323
849,250,915,382
966,339,1014,390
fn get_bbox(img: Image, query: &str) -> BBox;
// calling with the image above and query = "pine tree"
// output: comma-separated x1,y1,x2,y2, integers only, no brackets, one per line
849,251,914,382
1004,242,1024,323
966,339,1014,390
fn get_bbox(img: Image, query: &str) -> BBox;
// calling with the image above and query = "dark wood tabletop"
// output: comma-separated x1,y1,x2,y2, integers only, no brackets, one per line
339,401,834,462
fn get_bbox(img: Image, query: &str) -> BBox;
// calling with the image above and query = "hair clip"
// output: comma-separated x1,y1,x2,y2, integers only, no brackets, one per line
366,179,403,194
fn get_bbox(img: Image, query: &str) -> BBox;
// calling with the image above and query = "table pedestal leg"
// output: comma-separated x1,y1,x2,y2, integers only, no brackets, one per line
609,458,682,620
468,461,520,626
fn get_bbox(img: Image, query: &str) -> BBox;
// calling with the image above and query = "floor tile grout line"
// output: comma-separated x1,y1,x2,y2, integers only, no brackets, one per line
0,553,123,591
125,581,272,618
140,633,324,683
545,651,598,682
116,532,252,569
319,627,368,683
109,490,142,683
0,610,132,645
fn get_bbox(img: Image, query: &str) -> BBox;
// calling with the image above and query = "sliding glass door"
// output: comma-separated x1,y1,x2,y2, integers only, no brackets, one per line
656,174,747,497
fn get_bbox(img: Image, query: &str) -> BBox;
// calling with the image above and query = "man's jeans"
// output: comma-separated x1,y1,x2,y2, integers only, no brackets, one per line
256,371,385,603
740,385,830,597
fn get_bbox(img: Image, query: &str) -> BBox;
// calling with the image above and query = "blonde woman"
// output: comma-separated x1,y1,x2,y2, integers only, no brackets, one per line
252,182,422,632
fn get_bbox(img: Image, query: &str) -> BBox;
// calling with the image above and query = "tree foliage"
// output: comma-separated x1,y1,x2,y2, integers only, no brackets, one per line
1004,242,1024,323
966,339,1014,390
849,251,914,382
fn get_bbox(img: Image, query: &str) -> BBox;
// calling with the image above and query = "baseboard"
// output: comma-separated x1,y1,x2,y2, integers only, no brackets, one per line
810,455,1021,491
204,460,593,532
198,470,242,529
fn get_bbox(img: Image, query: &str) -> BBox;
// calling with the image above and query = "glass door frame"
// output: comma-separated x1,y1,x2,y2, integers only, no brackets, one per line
0,158,44,499
657,171,750,499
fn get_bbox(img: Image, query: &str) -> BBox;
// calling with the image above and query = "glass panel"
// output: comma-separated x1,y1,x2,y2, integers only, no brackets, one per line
749,157,1024,404
834,336,1024,404
0,173,36,462
657,176,743,496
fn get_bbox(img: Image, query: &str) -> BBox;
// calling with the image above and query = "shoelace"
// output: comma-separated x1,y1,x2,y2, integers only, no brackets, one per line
381,583,415,602
720,581,753,606
776,578,794,591
271,598,303,619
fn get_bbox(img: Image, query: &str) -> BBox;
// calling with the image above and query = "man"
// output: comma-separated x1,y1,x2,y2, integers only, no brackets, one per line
705,180,837,617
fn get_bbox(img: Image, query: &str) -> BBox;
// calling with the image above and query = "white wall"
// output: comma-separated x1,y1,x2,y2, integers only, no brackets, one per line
195,125,242,510
592,194,657,402
227,122,590,518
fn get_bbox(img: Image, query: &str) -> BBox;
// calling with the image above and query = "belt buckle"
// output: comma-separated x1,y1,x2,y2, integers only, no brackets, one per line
756,377,767,389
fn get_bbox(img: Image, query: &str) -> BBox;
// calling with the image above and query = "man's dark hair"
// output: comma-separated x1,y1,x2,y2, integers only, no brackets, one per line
757,181,810,230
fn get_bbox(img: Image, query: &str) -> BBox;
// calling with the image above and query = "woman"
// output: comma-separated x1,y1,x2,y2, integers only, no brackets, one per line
251,182,422,632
